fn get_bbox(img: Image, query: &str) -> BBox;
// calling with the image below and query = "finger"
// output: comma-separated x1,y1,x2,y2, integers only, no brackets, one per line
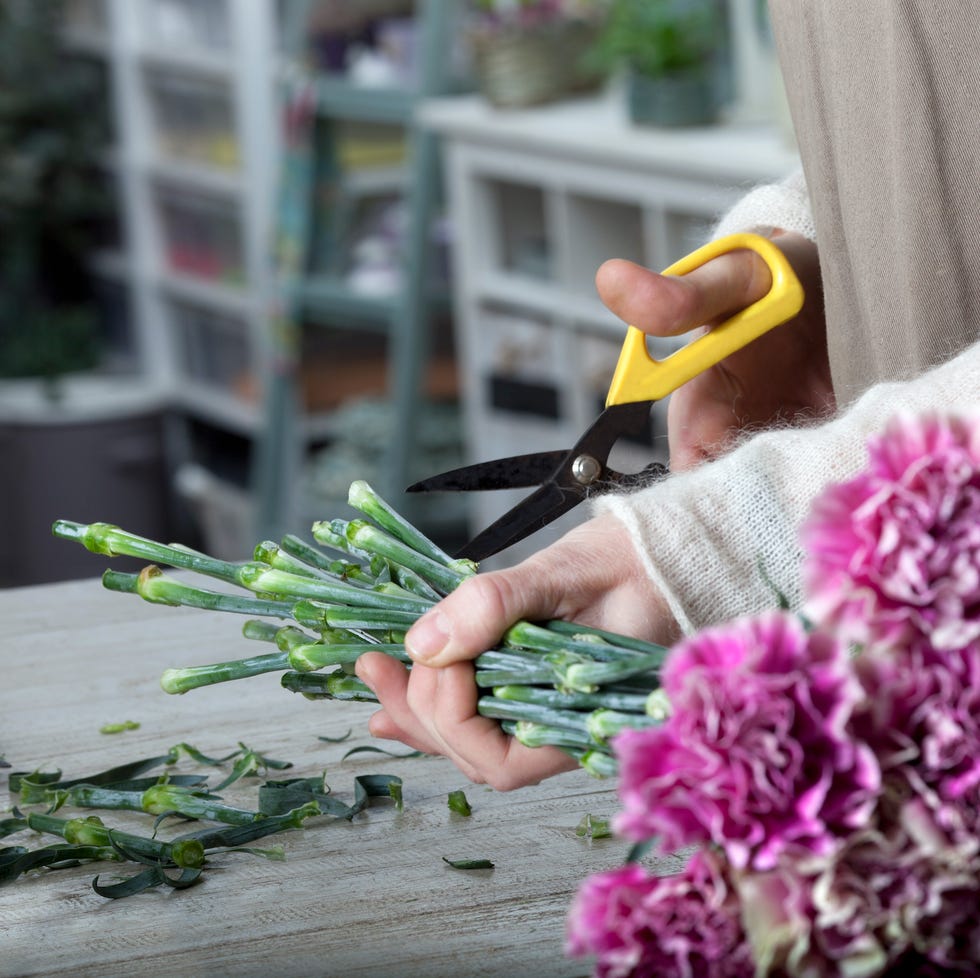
360,660,498,784
355,652,445,755
364,660,579,789
595,248,773,338
425,665,579,791
405,562,563,667
666,384,742,472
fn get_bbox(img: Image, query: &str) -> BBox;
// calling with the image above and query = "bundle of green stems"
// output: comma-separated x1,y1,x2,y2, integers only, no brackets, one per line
53,481,669,778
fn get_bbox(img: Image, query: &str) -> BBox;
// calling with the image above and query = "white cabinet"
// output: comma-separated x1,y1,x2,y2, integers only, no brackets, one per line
60,0,468,559
420,92,799,567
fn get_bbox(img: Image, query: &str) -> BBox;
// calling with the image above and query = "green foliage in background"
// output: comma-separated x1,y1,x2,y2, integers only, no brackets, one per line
0,0,112,382
591,0,729,77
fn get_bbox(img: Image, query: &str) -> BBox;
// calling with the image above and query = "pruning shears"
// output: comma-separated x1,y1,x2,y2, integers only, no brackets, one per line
408,233,804,562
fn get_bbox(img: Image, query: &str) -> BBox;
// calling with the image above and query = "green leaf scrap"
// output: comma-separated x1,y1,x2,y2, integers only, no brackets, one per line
575,813,612,840
317,729,353,743
100,721,140,735
447,790,472,817
341,745,423,761
442,856,494,871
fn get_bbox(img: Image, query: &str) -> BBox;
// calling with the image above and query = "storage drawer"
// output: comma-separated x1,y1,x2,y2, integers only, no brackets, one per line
155,186,244,284
146,0,230,49
146,72,238,169
168,299,253,399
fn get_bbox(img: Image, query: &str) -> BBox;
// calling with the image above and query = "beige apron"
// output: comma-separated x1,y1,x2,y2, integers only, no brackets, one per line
768,0,980,405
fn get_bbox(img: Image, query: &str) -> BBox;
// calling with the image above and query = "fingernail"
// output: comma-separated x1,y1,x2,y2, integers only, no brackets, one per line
407,610,450,663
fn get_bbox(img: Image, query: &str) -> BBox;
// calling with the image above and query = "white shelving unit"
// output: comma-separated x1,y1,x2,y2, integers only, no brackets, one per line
419,90,800,568
61,0,280,548
61,0,464,558
112,0,277,418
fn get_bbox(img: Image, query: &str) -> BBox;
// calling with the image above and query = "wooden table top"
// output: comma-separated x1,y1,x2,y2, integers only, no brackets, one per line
0,576,681,978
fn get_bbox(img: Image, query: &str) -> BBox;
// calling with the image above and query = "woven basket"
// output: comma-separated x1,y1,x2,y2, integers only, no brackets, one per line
470,21,602,109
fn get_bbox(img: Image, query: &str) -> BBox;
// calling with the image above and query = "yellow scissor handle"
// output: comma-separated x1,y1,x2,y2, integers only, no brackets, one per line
605,232,805,407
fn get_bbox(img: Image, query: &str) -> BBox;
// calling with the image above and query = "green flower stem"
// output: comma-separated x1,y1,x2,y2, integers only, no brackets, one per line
501,719,600,752
236,564,431,613
560,651,666,694
253,541,334,580
473,647,566,686
160,651,291,694
545,618,669,657
332,560,390,588
27,813,205,869
504,620,651,663
474,647,558,672
293,601,422,633
572,749,619,779
347,479,476,576
274,624,340,650
103,567,296,619
242,620,283,643
281,670,378,702
585,709,660,744
139,785,271,825
278,534,340,573
51,521,242,584
389,565,442,602
310,519,373,561
280,671,337,699
491,683,650,714
343,520,472,596
1,843,121,881
645,688,672,721
288,641,409,672
476,696,592,735
64,784,146,812
347,479,458,570
474,667,560,687
327,559,384,588
174,801,320,846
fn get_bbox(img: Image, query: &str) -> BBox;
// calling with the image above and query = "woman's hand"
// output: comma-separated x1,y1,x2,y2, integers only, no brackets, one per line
356,232,828,791
355,512,677,791
595,231,832,471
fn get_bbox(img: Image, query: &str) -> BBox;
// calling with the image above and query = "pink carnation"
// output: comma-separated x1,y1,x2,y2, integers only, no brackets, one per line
612,613,879,871
738,794,980,975
802,412,980,653
566,850,753,978
853,643,980,835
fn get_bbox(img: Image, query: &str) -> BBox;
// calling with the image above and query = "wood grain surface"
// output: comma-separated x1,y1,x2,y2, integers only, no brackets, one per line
0,577,683,978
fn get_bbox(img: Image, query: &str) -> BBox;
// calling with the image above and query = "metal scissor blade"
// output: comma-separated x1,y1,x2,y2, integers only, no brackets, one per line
407,450,569,493
455,481,581,562
571,399,653,460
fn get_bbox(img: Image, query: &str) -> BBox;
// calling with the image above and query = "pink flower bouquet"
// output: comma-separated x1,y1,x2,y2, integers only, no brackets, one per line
568,412,980,977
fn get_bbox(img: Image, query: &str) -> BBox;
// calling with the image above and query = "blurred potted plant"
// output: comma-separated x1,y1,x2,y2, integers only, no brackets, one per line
592,0,730,126
468,0,610,109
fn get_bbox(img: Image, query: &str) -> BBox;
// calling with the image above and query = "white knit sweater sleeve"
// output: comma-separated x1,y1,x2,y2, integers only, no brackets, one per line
593,341,980,636
712,168,817,242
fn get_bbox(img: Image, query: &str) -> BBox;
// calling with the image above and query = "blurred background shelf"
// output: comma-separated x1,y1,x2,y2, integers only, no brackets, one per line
0,0,280,572
3,0,798,581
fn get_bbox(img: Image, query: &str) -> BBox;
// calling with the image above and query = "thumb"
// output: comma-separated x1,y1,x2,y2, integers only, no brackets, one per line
405,564,559,668
595,247,772,338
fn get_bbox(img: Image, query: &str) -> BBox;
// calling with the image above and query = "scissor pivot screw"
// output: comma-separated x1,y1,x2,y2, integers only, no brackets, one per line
572,454,602,486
